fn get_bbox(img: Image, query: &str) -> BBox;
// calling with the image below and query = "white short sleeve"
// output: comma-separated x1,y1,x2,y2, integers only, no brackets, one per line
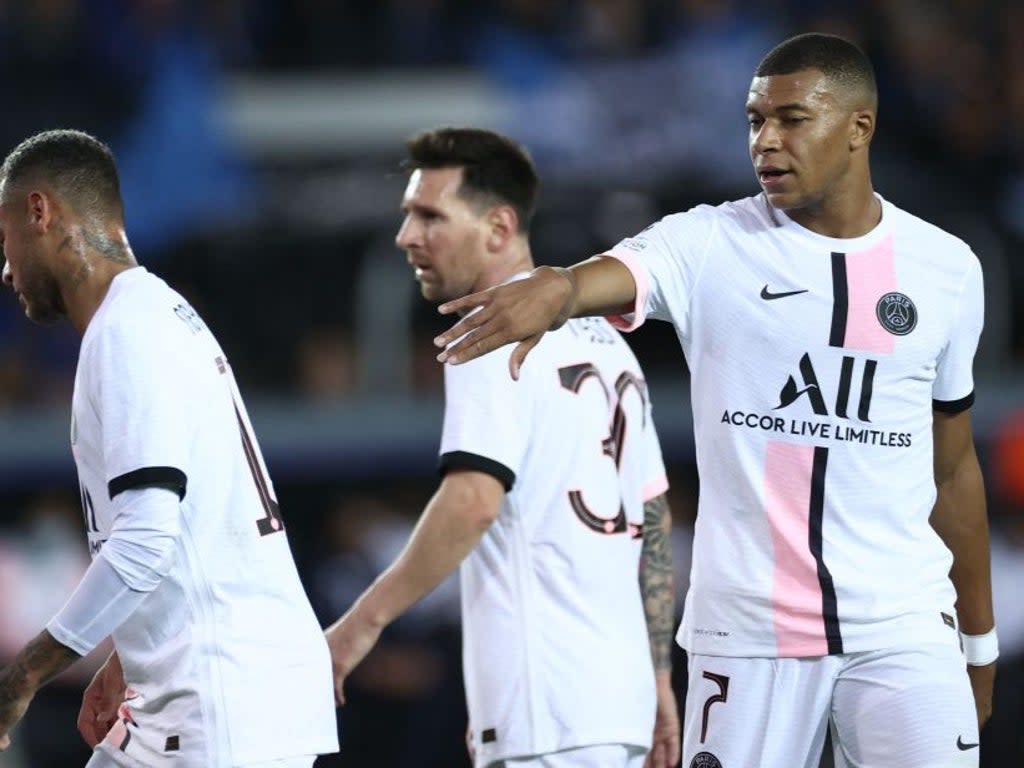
933,256,983,411
602,207,718,337
439,348,531,490
92,320,192,498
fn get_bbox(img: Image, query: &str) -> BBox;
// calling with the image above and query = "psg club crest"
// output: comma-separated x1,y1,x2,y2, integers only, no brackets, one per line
690,752,723,768
875,292,917,336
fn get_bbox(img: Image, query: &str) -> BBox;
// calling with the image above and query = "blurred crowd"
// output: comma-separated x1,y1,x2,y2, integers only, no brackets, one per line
0,1,1022,766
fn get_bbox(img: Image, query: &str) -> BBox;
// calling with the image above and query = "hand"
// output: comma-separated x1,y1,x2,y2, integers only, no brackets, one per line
645,679,681,768
465,720,476,764
434,266,576,379
966,662,996,729
325,610,384,706
77,652,125,748
0,684,34,751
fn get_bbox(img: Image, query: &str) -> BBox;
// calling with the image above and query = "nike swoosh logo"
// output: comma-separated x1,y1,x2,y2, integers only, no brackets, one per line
761,285,809,300
956,736,979,750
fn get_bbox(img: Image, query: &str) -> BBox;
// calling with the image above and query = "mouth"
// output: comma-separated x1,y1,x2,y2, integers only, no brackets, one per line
757,168,790,185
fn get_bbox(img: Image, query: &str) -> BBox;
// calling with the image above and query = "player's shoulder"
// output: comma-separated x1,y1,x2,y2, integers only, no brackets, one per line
885,198,977,267
655,194,773,238
88,268,207,352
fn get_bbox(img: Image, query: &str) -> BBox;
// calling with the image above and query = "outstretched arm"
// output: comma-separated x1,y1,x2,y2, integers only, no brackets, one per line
326,469,504,704
930,409,996,728
435,256,637,378
639,493,680,768
0,630,81,749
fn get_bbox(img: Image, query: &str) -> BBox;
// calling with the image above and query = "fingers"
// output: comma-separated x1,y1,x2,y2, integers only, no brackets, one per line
434,307,495,363
436,320,510,366
508,335,543,380
0,733,9,751
437,289,492,318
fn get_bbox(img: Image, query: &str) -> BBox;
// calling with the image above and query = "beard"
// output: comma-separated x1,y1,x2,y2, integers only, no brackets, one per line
19,270,65,325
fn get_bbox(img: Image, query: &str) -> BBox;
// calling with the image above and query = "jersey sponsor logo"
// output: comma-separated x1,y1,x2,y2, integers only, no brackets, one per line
719,352,913,449
776,353,876,421
760,285,808,300
690,751,723,768
956,736,979,750
875,292,917,336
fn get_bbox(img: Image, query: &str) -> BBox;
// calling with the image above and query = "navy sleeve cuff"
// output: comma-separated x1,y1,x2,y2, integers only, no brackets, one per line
108,466,187,500
439,451,515,491
933,391,975,414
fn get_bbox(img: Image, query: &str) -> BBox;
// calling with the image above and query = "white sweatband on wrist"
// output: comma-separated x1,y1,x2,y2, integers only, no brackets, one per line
47,554,148,656
961,628,999,666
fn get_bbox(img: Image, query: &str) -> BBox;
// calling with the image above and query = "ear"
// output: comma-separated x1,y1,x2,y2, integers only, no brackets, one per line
25,190,55,233
485,204,519,252
850,109,875,151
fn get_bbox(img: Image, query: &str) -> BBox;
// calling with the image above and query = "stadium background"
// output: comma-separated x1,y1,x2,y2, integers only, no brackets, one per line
0,1,1021,766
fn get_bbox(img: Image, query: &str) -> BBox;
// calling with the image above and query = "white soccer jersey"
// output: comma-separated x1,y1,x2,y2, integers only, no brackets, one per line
70,268,338,766
606,194,984,659
440,312,669,767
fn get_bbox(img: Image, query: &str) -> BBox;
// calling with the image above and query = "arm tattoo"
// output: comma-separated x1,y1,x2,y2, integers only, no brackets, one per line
0,630,81,715
639,493,675,671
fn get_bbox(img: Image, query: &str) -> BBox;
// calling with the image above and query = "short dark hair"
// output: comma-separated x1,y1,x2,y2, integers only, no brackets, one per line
404,128,539,232
0,129,124,217
755,33,877,107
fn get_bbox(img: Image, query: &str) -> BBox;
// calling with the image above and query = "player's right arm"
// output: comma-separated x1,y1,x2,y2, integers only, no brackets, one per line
325,469,504,705
639,492,681,768
435,256,637,378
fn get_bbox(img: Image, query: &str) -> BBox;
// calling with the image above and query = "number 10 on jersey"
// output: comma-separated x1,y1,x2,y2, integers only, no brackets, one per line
216,356,286,536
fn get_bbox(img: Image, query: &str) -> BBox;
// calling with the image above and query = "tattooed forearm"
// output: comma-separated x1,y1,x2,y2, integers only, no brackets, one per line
0,630,81,707
640,492,675,671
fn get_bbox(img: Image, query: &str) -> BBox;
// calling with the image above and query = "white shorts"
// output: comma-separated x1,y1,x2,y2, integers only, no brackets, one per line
493,743,647,767
683,643,979,768
86,743,316,768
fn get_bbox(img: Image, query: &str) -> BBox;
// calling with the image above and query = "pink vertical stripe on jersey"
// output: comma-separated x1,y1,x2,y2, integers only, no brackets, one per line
603,251,650,332
842,234,896,353
764,441,828,656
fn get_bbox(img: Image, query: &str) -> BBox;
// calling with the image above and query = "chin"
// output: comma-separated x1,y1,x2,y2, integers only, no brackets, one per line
24,302,63,326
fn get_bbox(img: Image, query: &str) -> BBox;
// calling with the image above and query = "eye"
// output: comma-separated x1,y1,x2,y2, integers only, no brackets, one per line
747,116,763,127
783,116,808,124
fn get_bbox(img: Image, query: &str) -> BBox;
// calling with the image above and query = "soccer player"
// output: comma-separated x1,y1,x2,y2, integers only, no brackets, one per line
325,128,680,768
0,129,339,767
433,34,997,768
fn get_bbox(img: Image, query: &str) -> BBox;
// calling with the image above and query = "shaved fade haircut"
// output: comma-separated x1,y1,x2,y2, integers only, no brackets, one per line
1,129,124,218
404,127,539,233
756,33,877,110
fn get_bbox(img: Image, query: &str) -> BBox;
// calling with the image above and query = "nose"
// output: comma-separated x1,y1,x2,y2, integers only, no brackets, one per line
395,214,418,250
751,120,781,156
